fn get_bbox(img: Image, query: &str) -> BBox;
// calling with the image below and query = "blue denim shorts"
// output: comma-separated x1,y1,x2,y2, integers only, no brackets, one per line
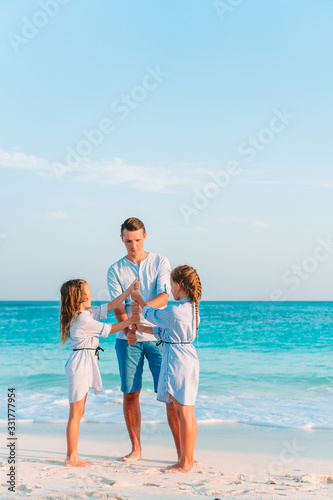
115,339,162,394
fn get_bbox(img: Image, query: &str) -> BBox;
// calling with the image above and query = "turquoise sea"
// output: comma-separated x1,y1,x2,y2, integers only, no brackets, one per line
1,301,332,429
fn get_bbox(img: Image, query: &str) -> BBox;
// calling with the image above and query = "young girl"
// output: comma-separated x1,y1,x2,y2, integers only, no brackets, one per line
131,265,202,473
60,278,140,467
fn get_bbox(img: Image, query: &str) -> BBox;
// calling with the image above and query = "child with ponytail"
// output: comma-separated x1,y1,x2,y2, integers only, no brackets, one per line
60,278,140,467
131,265,202,473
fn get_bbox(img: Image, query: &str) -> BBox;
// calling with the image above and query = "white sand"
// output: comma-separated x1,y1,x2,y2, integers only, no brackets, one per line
1,423,333,499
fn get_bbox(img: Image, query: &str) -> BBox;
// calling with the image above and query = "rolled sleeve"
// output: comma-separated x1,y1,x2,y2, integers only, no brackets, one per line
141,304,150,318
142,304,173,328
101,323,112,338
107,266,123,301
153,326,162,340
156,257,171,296
89,304,108,321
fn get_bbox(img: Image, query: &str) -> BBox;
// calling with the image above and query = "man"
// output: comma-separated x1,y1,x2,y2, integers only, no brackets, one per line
107,217,180,461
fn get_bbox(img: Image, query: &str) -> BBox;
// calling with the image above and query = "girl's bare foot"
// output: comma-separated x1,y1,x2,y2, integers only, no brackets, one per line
177,454,199,466
121,449,141,462
164,461,194,473
65,455,90,467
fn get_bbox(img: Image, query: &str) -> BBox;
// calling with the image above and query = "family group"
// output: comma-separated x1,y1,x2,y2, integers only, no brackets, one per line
60,217,202,473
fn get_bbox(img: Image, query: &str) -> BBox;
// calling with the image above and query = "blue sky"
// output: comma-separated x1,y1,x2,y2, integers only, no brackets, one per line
1,0,333,300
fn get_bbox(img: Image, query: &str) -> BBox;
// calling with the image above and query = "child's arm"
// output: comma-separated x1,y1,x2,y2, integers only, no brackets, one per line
134,323,154,335
131,290,173,329
131,290,147,309
109,314,140,334
107,278,140,313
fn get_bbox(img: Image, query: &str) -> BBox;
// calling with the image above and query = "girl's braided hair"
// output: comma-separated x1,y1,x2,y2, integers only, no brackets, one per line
170,265,202,337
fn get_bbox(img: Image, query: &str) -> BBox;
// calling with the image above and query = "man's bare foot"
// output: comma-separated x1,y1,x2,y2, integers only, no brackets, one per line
120,449,141,462
65,456,90,467
164,461,193,473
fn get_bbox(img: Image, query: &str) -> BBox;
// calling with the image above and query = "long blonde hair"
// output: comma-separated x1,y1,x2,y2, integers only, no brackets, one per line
60,279,87,345
170,265,202,337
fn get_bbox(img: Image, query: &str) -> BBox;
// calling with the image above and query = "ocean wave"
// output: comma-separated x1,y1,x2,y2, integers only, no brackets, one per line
1,387,332,430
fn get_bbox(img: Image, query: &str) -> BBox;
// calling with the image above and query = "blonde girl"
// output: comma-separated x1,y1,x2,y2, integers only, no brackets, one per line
131,265,202,472
60,278,140,467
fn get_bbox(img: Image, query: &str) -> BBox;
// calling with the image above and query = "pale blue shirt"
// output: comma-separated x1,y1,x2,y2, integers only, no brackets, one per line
141,297,200,405
107,252,171,341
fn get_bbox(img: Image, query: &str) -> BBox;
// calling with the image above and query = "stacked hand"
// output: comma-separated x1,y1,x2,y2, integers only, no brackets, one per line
127,323,137,345
128,290,143,344
131,313,140,324
131,289,142,303
131,300,142,316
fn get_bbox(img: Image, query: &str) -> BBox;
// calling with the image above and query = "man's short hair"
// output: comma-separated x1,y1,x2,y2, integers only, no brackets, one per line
121,217,146,236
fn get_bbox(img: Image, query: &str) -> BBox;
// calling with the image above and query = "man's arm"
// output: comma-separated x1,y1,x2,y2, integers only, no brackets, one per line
146,292,169,309
113,304,131,337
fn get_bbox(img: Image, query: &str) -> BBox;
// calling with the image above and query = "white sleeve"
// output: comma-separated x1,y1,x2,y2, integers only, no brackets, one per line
88,304,108,321
153,326,163,340
80,315,111,338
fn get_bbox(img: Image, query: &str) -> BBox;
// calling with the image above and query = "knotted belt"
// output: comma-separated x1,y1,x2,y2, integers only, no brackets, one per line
156,340,192,347
72,346,104,360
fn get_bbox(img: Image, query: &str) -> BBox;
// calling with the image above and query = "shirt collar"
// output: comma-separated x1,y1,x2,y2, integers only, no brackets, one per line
124,252,150,266
179,297,191,304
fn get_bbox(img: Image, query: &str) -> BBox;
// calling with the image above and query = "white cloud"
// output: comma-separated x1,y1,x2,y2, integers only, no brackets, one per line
0,147,197,192
42,210,68,220
0,148,50,170
71,157,191,192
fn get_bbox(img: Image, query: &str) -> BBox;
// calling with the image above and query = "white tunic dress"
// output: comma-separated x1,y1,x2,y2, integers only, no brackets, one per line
64,304,111,403
141,297,199,406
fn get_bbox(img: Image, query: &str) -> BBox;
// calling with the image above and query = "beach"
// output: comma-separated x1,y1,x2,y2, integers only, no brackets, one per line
1,422,333,499
1,301,333,498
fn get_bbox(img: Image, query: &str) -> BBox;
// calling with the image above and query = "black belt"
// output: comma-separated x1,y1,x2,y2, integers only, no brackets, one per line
156,340,192,347
72,346,104,360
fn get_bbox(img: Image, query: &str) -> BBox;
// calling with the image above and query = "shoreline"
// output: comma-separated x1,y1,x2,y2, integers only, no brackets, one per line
1,422,333,499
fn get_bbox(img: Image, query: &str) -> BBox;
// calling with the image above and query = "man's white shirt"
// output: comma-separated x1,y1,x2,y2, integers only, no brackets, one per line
107,253,171,341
